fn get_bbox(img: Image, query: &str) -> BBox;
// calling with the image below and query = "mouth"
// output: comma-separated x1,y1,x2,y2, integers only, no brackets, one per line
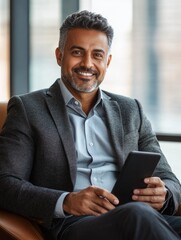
73,67,97,78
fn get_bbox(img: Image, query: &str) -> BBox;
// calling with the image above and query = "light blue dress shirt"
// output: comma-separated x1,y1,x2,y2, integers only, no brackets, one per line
54,79,119,217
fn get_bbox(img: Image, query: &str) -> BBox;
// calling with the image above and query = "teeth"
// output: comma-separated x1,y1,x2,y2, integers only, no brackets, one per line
78,71,93,76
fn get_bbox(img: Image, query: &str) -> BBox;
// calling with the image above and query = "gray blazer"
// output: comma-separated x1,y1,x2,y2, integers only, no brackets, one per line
0,79,180,229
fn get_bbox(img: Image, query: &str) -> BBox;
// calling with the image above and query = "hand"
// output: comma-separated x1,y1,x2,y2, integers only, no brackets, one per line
63,186,119,216
132,177,167,210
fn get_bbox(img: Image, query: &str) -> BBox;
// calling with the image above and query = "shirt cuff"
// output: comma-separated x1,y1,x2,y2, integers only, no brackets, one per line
159,187,172,214
54,192,70,218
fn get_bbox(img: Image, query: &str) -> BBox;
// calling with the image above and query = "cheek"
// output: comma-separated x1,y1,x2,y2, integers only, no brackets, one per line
61,60,79,77
63,57,80,70
99,62,109,75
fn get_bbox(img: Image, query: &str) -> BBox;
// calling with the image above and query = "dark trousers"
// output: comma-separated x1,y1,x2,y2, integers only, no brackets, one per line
57,202,181,240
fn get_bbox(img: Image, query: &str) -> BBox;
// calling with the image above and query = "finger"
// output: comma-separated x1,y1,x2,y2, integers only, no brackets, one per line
134,186,167,196
132,194,165,203
144,177,165,187
91,197,116,215
132,194,166,211
92,194,117,212
94,187,119,205
88,203,108,216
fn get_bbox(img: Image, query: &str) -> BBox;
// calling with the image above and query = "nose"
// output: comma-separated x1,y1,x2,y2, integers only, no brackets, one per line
81,53,93,69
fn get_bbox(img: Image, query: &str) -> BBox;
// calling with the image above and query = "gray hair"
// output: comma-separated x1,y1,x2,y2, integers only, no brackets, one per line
58,10,114,50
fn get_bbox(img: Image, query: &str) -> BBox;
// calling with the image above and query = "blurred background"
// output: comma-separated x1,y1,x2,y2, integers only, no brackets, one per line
0,0,181,179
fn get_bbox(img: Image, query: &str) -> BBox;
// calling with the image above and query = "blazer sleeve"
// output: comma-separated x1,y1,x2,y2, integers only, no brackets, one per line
135,99,181,214
0,96,64,228
103,91,181,215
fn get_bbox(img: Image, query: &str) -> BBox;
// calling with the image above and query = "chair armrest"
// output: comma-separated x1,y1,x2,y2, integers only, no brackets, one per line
0,210,45,240
175,204,181,216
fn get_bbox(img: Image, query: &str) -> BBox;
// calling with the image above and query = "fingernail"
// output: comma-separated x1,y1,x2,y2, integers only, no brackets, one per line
144,178,149,183
132,195,138,200
114,199,119,205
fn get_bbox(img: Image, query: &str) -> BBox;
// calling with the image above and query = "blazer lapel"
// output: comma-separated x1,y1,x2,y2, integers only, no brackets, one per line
104,97,125,169
44,81,125,183
45,80,77,186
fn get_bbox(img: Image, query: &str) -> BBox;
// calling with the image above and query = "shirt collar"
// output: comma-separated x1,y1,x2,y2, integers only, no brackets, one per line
58,78,104,107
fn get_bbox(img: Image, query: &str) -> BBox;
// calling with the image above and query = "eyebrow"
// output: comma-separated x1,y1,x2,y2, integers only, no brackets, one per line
70,45,105,54
70,45,84,51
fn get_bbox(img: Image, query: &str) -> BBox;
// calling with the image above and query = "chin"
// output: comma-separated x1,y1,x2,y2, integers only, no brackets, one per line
76,85,99,93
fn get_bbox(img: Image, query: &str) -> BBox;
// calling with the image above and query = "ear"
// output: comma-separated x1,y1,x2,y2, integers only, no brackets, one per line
107,54,112,68
55,47,62,66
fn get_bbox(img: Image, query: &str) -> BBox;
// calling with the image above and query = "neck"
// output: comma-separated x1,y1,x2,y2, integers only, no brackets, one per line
62,79,99,115
75,91,98,115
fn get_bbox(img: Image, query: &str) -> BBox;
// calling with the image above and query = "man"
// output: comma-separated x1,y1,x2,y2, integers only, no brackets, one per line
0,10,181,240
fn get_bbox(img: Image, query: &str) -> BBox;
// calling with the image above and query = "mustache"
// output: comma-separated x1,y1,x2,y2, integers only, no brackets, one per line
73,67,97,75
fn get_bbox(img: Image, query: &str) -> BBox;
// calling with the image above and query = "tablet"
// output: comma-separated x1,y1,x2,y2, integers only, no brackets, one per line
111,151,161,204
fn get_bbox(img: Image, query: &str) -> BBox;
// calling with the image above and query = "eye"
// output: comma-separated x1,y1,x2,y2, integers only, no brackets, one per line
94,52,104,60
71,49,82,57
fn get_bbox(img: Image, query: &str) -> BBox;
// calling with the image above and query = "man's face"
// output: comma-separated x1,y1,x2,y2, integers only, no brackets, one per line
55,28,112,95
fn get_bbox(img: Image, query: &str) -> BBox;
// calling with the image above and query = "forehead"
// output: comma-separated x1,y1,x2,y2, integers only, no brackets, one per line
64,28,109,51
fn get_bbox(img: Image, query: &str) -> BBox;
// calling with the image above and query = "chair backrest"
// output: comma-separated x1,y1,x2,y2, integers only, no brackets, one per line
0,102,7,130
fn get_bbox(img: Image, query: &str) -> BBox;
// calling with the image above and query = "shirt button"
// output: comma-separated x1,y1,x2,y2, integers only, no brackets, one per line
89,142,94,147
74,100,79,105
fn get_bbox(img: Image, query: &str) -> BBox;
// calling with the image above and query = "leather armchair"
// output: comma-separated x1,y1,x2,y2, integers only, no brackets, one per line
0,210,44,240
0,102,7,130
0,102,45,240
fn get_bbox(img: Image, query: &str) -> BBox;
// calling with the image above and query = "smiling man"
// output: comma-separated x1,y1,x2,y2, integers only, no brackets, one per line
1,10,181,240
55,27,112,114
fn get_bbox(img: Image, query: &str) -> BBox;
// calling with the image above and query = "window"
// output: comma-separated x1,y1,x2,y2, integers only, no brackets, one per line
80,0,181,134
0,0,10,101
160,142,181,181
30,0,61,91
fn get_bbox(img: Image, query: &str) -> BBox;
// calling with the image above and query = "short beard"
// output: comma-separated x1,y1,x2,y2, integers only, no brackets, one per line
62,75,100,93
